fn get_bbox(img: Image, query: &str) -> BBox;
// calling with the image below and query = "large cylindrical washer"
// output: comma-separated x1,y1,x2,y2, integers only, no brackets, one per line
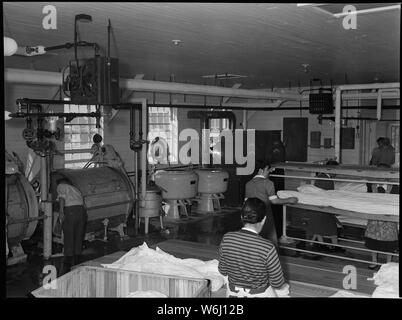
6,173,39,247
154,170,198,200
195,169,229,194
51,167,135,232
139,186,163,218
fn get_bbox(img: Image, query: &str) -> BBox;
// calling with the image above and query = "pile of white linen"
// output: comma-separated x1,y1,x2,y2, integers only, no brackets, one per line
126,290,167,298
330,290,369,298
102,242,226,292
277,185,399,216
369,262,399,298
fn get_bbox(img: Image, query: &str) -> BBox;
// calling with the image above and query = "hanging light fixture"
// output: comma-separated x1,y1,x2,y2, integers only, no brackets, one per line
4,37,18,56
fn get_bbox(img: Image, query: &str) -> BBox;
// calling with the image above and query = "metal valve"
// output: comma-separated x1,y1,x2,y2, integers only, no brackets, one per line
22,128,35,141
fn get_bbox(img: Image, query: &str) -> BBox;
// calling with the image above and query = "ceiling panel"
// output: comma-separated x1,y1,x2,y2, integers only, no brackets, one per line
3,2,400,88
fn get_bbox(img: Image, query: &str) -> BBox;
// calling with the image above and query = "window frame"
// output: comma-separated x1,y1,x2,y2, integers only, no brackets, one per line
63,101,104,169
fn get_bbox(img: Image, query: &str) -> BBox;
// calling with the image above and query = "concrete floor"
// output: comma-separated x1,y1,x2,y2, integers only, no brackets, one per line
6,207,395,297
6,208,243,297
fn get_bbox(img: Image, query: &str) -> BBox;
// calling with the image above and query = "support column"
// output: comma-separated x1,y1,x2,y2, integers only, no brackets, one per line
41,155,52,259
334,88,342,163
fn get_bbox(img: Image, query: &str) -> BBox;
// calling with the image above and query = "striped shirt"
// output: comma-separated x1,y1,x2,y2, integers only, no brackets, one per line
218,229,285,290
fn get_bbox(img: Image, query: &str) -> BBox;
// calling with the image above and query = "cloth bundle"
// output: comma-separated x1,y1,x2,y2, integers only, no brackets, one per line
126,290,167,298
369,262,399,298
102,242,226,292
277,185,399,216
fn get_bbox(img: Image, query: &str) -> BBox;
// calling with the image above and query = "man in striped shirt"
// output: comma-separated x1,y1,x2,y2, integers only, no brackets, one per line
218,198,289,297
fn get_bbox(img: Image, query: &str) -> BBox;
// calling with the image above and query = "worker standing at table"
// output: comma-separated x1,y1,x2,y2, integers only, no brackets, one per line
245,162,298,246
218,198,289,297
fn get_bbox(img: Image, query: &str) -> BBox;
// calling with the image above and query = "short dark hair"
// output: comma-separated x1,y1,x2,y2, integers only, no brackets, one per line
383,137,391,146
56,178,70,185
377,137,386,146
241,198,266,224
255,160,271,171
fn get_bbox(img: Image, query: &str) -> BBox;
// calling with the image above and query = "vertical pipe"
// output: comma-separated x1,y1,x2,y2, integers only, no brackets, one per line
141,100,147,204
282,205,287,240
131,107,139,234
41,155,52,259
243,109,247,129
334,88,342,163
377,90,382,121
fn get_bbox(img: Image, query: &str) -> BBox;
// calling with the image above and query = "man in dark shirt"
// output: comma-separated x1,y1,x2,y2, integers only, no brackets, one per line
370,137,395,167
218,198,289,297
367,137,396,192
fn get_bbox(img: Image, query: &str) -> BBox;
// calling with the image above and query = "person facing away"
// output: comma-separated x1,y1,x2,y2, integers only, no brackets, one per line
244,162,298,245
218,198,289,297
56,178,88,268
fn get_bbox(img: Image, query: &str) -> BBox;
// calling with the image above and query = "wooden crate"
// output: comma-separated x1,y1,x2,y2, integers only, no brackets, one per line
31,266,211,298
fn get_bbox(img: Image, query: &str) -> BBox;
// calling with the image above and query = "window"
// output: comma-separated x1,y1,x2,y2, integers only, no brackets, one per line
209,116,230,148
148,107,178,164
64,102,103,169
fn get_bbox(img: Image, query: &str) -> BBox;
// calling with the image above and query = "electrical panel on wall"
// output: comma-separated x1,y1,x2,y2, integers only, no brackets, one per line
308,79,333,114
65,56,120,105
309,90,333,114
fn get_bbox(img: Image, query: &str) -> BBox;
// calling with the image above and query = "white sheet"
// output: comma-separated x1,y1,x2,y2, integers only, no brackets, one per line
368,262,399,298
126,290,167,298
277,187,399,216
330,290,369,298
102,242,225,292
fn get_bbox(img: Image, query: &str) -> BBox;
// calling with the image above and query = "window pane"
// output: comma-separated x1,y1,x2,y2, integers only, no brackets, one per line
70,105,79,113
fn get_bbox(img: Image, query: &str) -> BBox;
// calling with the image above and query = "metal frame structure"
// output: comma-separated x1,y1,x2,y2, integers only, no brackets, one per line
271,165,399,266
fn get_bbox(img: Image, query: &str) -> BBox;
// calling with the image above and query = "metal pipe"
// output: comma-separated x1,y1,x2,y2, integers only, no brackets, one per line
337,83,400,91
5,68,302,101
141,99,147,206
144,103,401,111
377,90,382,121
287,236,399,256
41,156,52,260
243,109,247,129
269,173,399,185
280,245,392,265
5,68,400,106
334,88,341,163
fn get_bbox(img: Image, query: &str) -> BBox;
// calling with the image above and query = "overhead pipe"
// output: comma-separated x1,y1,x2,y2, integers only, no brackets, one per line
5,68,301,101
149,102,400,111
5,68,400,104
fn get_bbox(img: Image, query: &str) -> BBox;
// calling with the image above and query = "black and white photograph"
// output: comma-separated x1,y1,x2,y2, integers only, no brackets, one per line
3,2,400,304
